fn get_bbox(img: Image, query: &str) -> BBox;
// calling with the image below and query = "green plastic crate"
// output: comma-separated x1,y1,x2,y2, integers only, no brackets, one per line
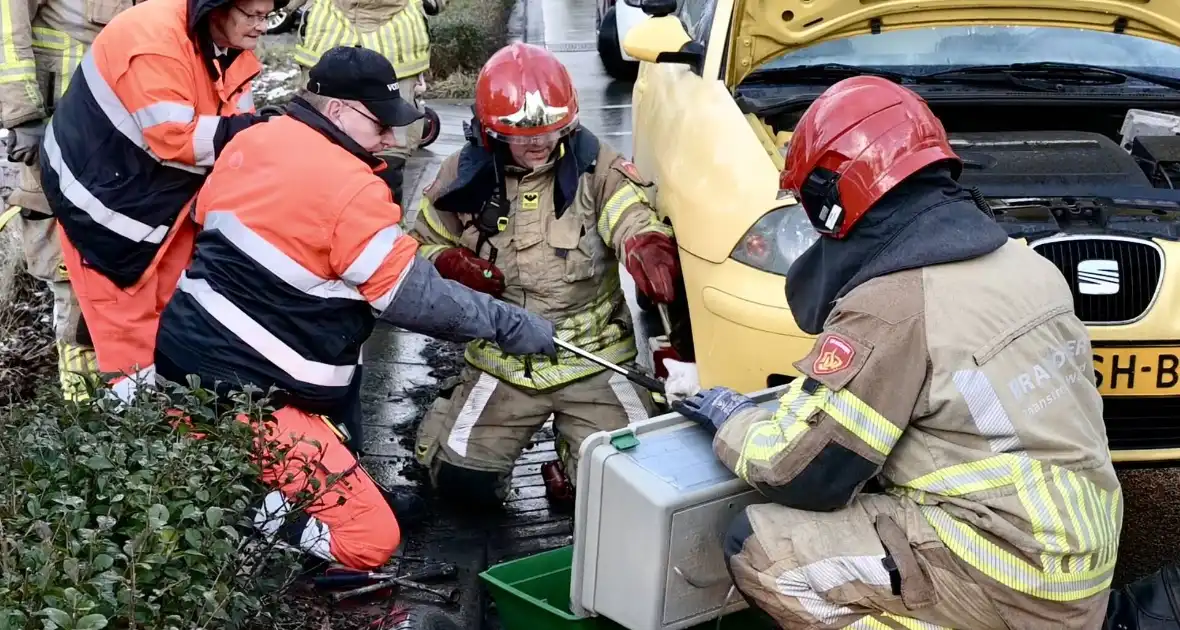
479,546,767,630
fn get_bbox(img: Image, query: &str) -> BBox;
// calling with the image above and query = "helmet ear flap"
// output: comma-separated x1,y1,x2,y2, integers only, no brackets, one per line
800,166,846,236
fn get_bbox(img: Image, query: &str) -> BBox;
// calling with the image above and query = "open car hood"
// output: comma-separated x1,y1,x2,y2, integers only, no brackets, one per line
731,0,1180,85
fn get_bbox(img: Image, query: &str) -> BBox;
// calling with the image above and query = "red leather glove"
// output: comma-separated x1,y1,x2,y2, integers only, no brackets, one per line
623,231,680,304
434,247,505,297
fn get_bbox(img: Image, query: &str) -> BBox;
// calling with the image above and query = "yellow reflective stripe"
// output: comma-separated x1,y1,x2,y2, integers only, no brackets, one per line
904,454,1115,571
465,274,634,389
905,456,1012,495
420,199,460,244
900,453,1120,600
820,387,901,455
418,243,449,259
636,218,673,238
919,506,1114,601
845,617,893,630
596,183,646,243
28,29,85,97
30,26,67,49
0,0,36,75
733,385,813,481
1053,466,1090,573
1012,457,1069,572
0,205,20,231
295,0,429,76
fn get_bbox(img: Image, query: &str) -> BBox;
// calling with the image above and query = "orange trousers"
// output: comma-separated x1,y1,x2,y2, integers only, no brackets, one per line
57,217,195,401
252,407,401,569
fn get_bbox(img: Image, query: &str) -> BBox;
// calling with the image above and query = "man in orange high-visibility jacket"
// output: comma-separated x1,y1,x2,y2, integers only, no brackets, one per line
39,0,284,402
154,46,557,571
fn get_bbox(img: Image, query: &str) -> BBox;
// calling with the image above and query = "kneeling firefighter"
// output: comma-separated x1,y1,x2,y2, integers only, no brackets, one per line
2,0,133,401
410,42,682,510
675,76,1124,629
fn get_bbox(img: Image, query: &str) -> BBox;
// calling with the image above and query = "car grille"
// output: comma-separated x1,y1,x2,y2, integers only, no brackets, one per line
1030,236,1163,324
1105,397,1180,452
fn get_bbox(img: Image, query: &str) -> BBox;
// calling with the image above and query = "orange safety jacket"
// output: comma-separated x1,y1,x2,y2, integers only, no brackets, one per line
155,98,420,426
40,0,266,289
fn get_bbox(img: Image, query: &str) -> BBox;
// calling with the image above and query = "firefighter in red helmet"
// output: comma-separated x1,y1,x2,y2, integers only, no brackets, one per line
410,42,681,509
674,76,1121,629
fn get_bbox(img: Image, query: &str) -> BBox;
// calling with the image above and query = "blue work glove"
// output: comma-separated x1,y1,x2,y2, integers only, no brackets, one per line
671,386,755,433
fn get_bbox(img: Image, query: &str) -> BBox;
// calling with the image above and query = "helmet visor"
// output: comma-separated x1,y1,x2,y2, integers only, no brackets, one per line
486,118,577,146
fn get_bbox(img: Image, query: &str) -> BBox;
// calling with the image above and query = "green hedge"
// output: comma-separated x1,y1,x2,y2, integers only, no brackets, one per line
0,381,310,630
428,0,517,79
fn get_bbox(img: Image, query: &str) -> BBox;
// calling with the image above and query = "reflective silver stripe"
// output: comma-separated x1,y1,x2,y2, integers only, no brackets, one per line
608,373,648,425
133,101,195,128
237,88,255,112
193,115,220,166
952,369,1022,454
78,52,206,175
179,273,356,387
447,372,498,458
253,490,337,562
109,364,157,403
774,555,890,624
371,256,416,312
204,211,365,301
43,124,170,244
341,224,405,285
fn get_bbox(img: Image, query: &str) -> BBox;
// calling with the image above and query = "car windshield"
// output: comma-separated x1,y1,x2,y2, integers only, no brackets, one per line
755,26,1180,80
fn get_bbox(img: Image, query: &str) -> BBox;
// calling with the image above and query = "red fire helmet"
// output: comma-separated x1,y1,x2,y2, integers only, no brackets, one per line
780,75,962,239
474,42,580,146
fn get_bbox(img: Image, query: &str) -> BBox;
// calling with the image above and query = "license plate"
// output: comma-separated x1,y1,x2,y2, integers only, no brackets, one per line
1094,347,1180,396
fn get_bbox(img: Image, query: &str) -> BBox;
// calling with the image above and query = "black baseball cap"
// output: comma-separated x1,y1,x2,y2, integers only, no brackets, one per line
307,46,424,128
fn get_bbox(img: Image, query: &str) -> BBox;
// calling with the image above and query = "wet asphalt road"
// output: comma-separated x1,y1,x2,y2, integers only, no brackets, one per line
281,0,1180,624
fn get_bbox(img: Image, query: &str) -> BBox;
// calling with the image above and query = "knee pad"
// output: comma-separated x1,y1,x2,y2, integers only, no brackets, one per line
432,461,508,512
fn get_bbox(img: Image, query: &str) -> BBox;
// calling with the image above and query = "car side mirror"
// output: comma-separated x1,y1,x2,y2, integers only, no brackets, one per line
622,15,704,73
622,0,675,17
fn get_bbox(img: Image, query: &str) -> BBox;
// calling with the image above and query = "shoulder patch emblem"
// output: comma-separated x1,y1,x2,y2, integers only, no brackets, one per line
616,159,649,185
812,334,856,376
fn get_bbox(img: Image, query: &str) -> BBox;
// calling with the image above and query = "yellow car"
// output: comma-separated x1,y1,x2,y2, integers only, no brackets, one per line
622,0,1180,463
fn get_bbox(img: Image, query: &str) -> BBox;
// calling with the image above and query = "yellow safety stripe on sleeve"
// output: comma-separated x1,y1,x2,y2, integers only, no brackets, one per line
0,0,36,83
31,28,87,98
635,218,674,238
732,378,901,482
417,244,449,259
294,0,430,77
896,454,1120,601
419,198,460,244
596,182,648,243
732,379,815,482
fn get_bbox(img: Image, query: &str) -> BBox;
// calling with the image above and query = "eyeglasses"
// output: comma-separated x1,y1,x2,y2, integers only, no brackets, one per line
231,5,274,26
345,102,393,134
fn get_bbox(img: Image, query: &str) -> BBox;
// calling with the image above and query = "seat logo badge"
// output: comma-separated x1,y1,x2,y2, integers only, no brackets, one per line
813,334,856,376
1077,259,1119,296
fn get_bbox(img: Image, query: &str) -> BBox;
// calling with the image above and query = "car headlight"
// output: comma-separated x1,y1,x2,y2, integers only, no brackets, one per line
730,206,819,276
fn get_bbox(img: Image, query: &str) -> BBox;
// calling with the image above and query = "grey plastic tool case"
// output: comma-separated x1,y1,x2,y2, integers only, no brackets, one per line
569,385,787,630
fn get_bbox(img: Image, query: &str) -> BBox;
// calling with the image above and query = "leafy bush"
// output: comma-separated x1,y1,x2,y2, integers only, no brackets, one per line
0,380,312,630
428,0,517,80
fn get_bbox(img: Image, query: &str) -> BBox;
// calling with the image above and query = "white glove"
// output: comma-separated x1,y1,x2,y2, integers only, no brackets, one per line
662,358,700,404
